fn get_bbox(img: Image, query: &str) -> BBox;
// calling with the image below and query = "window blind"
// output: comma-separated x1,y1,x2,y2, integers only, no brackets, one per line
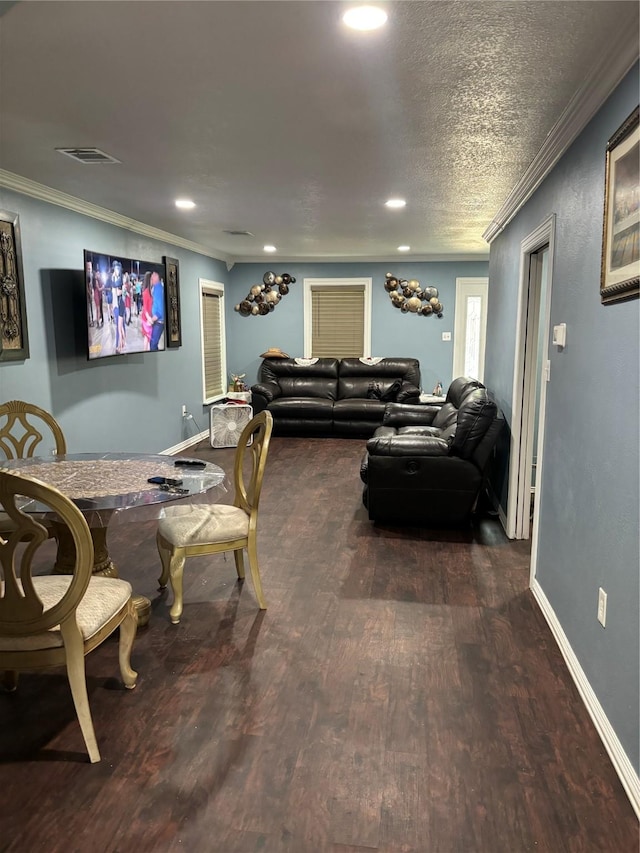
202,290,224,399
311,286,365,358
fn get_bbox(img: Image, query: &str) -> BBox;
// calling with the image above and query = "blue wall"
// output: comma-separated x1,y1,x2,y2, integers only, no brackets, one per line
0,187,487,450
226,261,488,393
485,65,639,772
0,188,228,452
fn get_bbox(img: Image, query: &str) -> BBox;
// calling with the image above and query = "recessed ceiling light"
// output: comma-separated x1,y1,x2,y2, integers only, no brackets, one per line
263,245,277,253
343,6,388,31
385,198,406,209
175,199,195,209
397,245,410,252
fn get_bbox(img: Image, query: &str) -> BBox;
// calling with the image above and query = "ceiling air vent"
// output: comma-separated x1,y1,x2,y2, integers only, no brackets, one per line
223,229,255,237
56,147,121,165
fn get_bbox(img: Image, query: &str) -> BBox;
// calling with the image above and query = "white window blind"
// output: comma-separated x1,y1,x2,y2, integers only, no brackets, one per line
200,282,226,402
310,285,365,358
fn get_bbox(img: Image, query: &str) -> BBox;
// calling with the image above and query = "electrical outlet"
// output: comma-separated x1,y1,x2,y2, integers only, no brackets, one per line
181,404,187,417
442,331,452,341
597,587,607,627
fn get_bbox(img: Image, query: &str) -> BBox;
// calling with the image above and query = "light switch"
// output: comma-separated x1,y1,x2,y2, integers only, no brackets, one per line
552,323,567,347
442,332,452,341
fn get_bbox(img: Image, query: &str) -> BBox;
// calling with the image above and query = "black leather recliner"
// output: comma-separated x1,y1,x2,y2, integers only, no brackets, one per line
360,377,504,525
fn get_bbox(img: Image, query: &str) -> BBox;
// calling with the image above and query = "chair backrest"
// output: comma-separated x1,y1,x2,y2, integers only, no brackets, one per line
233,411,273,519
0,400,67,459
0,470,93,636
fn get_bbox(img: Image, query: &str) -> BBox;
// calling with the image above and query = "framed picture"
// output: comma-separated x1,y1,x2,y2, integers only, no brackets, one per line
0,210,29,361
164,256,182,347
600,106,639,304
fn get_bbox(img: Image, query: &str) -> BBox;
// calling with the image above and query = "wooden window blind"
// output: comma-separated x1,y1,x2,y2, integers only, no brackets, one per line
201,289,224,400
311,285,365,358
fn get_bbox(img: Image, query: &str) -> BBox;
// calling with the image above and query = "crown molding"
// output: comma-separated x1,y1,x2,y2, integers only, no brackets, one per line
0,169,233,264
231,253,489,265
483,32,639,243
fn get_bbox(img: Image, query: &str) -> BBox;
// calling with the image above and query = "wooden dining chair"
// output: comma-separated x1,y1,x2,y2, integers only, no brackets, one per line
157,410,273,624
0,400,68,539
0,399,67,459
0,470,138,763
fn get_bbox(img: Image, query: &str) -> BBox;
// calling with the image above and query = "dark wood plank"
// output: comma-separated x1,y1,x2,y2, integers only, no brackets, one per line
0,436,636,852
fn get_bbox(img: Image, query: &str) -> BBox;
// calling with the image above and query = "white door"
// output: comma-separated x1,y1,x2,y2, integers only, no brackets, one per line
452,278,489,381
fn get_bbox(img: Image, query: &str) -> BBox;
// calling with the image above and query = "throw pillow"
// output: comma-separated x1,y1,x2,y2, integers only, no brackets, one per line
380,379,403,402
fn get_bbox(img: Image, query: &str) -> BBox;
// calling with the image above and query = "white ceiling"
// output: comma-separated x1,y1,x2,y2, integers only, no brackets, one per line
0,1,638,263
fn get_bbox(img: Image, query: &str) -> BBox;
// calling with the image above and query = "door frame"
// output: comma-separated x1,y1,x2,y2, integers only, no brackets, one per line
506,215,555,542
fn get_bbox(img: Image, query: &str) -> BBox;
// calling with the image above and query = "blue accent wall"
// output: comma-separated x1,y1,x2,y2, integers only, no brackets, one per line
0,188,228,452
484,65,639,771
0,187,487,450
226,261,488,392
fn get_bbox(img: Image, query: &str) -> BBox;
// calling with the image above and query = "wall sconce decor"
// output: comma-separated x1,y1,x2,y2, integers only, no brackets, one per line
383,272,444,317
234,271,296,317
0,210,29,361
163,256,182,347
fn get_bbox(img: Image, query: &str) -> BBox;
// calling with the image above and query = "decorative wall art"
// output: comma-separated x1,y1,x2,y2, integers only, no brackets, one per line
383,272,444,317
163,256,182,346
600,106,639,304
0,210,29,361
234,271,296,316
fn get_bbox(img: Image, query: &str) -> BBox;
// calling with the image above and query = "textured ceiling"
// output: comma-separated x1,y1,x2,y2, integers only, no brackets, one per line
0,1,638,262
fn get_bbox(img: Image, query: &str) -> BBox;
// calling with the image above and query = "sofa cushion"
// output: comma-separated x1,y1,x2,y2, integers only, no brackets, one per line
339,357,420,385
268,397,334,419
432,402,459,430
260,357,339,382
446,376,485,408
333,398,386,420
450,390,498,460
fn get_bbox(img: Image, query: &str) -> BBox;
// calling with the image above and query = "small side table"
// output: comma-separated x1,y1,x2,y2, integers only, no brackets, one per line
419,393,446,405
227,391,252,403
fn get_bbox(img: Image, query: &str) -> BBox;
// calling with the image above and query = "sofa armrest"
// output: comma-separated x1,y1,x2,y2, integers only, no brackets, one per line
250,381,281,414
382,402,439,427
396,382,421,404
366,434,450,457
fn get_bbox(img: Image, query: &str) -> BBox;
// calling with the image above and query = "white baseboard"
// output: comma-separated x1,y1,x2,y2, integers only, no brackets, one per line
160,429,208,456
531,578,640,819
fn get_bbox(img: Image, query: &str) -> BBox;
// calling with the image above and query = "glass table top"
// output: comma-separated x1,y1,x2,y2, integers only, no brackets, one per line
1,452,228,525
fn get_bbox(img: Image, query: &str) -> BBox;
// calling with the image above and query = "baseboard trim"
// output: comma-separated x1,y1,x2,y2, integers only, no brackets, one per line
160,430,208,456
531,578,640,819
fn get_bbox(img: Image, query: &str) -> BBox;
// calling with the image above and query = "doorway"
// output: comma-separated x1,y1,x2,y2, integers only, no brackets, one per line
452,277,489,382
506,215,555,542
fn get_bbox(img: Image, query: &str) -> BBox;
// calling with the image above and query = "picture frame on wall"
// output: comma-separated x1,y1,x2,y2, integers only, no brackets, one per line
0,209,30,362
600,105,639,304
164,256,182,347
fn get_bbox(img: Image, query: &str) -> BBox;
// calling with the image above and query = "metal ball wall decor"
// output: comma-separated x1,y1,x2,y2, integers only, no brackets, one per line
383,272,444,317
234,271,296,317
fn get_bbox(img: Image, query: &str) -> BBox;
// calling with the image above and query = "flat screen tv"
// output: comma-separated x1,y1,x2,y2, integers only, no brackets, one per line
84,250,167,359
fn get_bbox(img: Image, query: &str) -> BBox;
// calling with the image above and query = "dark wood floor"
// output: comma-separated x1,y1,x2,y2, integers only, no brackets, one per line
0,437,637,852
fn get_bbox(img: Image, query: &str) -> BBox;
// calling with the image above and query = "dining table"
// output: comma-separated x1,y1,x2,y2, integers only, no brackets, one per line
2,452,228,626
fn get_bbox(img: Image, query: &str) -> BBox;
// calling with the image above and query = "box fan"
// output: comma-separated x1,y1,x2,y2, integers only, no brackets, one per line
209,403,253,448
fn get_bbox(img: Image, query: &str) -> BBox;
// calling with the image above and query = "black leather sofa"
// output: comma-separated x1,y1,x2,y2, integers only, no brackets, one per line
360,377,503,525
251,357,421,436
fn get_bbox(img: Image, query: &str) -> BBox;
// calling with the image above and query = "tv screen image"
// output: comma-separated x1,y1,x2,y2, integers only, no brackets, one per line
84,250,167,359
